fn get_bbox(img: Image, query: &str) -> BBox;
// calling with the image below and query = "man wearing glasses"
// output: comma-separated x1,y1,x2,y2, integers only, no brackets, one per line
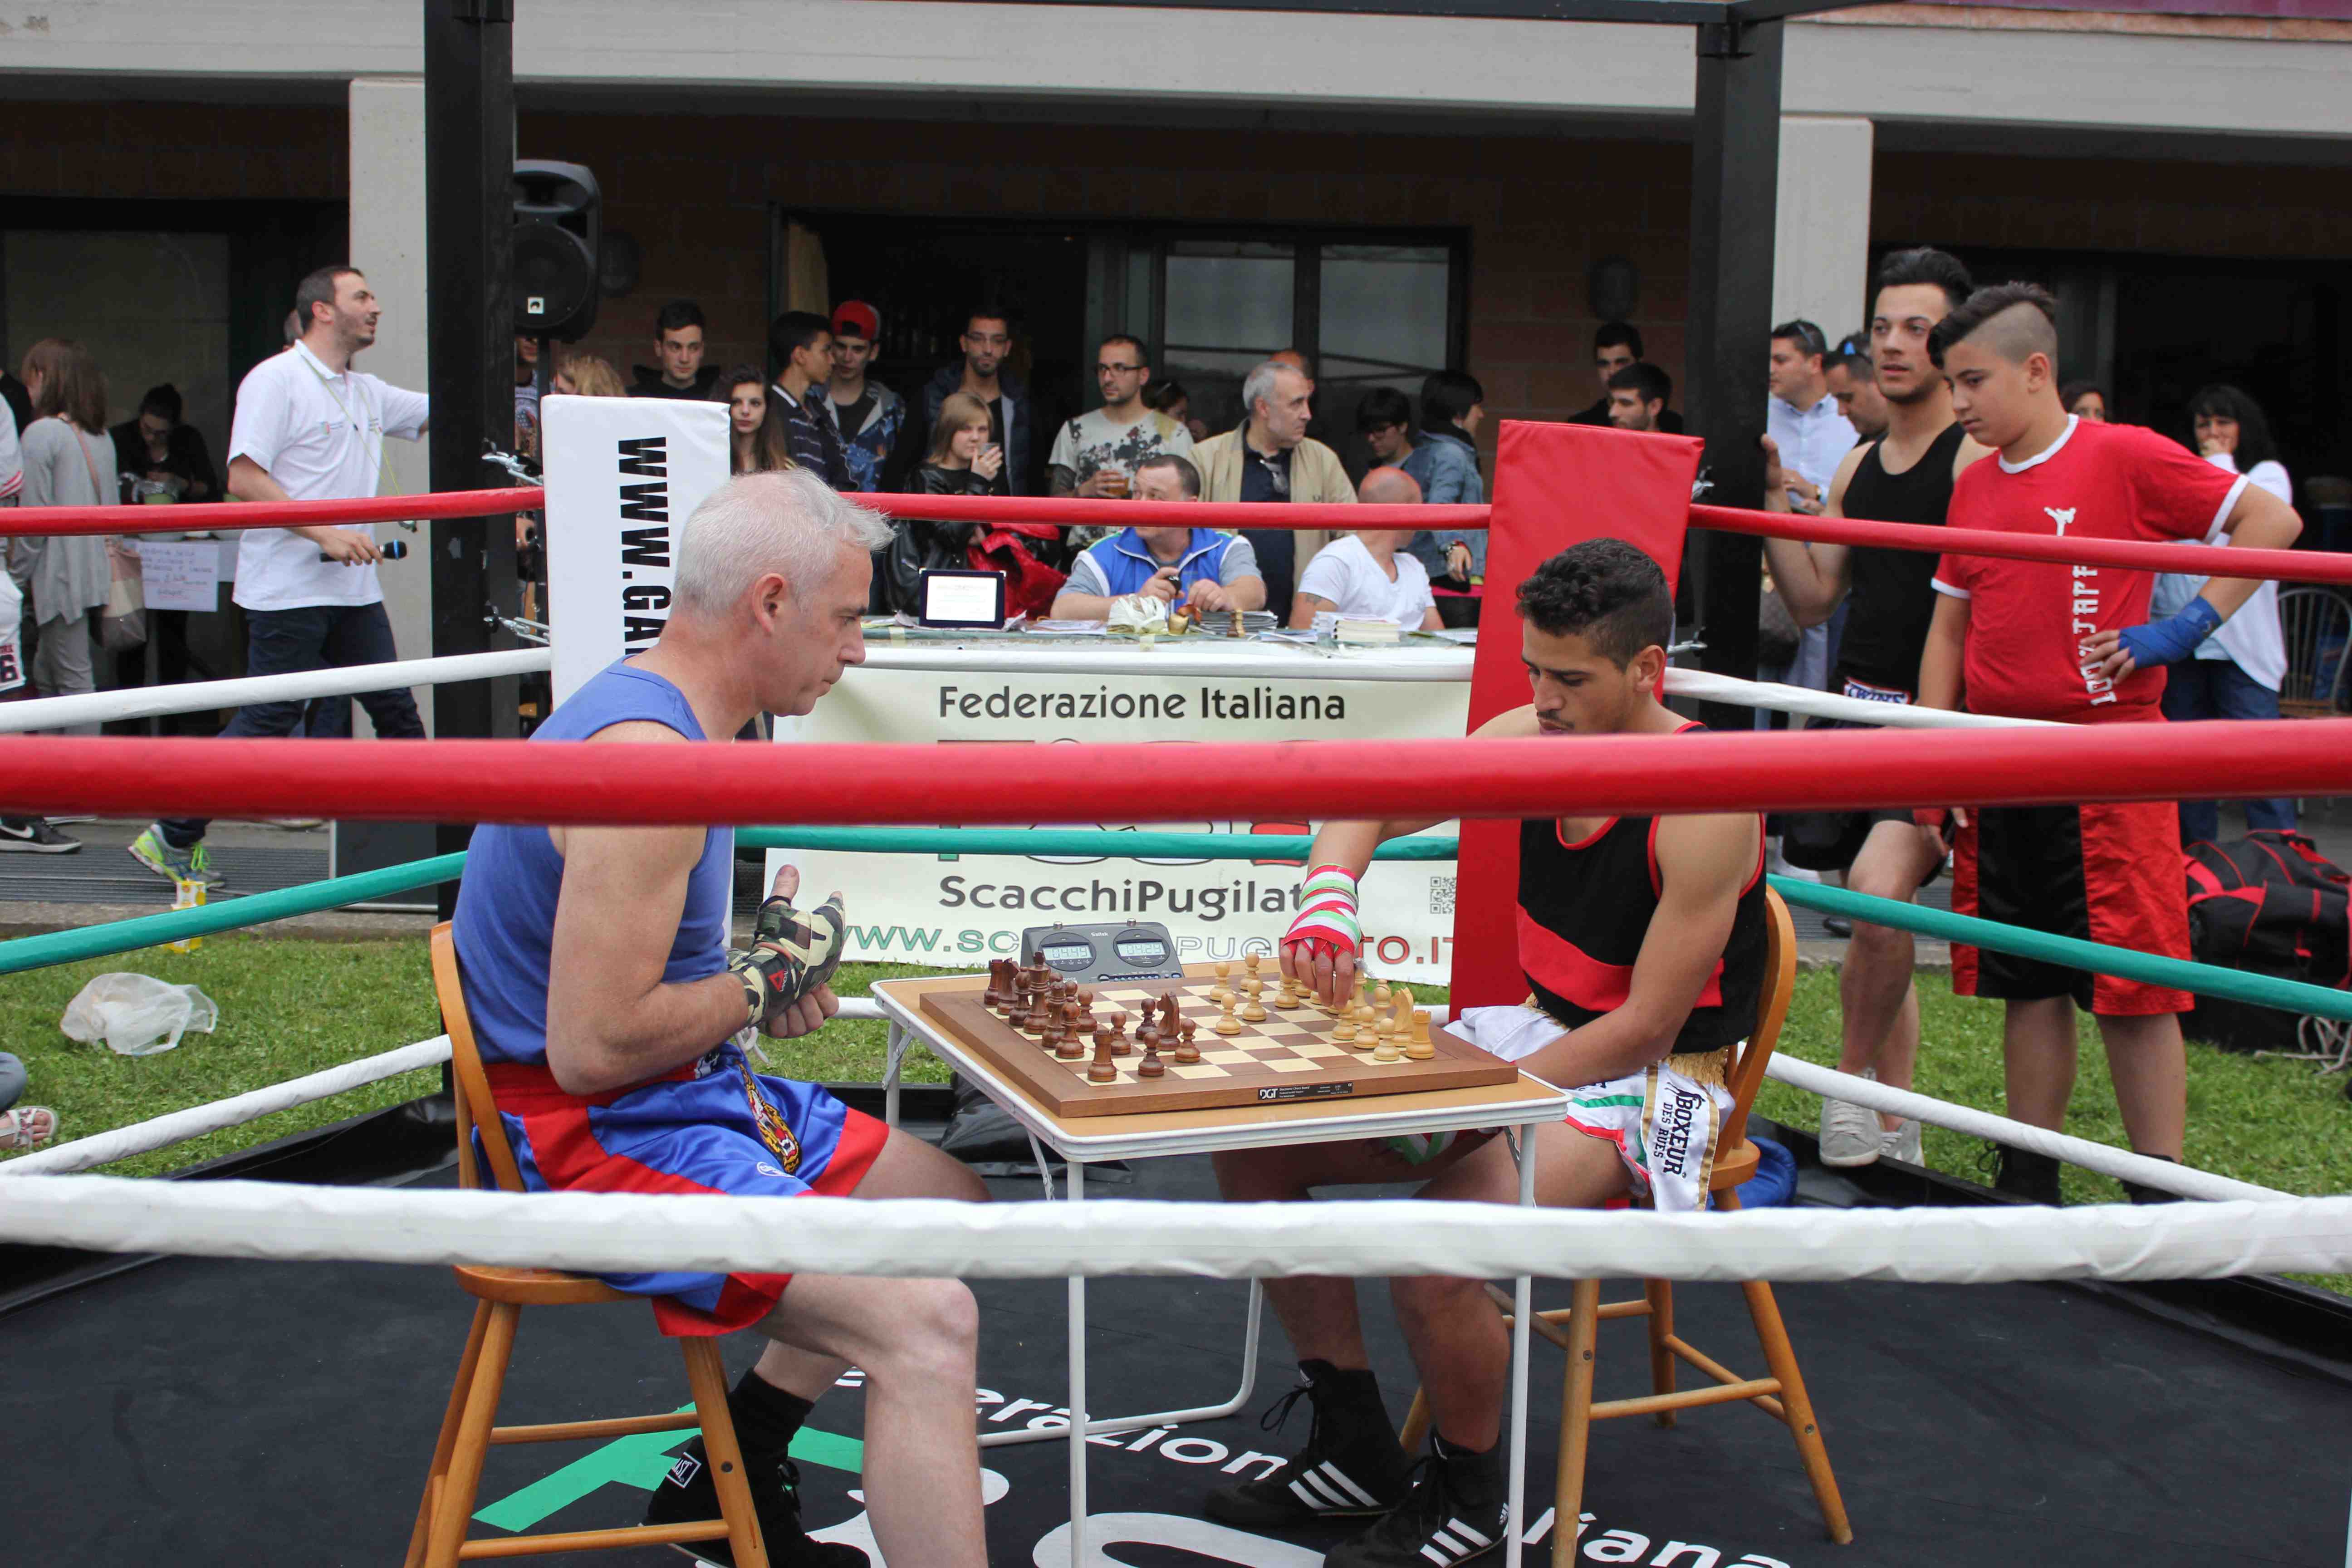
1048,334,1196,544
921,308,1027,494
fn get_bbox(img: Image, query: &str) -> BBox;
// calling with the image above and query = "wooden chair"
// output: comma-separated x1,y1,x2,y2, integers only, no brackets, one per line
1400,890,1852,1561
2277,587,2352,719
404,922,771,1568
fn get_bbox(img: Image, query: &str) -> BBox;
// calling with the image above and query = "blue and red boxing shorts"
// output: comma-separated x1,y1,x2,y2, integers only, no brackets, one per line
1951,799,2193,1017
485,1044,887,1336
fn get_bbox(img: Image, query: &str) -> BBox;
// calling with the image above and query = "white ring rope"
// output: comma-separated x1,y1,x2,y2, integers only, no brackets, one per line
1,1176,2346,1285
0,1035,453,1177
0,647,554,735
1662,669,2059,730
1761,1056,2286,1202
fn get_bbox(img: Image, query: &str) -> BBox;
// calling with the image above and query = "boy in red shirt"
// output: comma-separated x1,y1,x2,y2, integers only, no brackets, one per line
1916,282,2300,1203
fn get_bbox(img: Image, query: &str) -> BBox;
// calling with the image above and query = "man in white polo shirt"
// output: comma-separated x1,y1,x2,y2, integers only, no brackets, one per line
132,264,429,887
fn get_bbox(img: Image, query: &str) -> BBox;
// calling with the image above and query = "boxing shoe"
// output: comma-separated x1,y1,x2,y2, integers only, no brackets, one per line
642,1439,866,1567
1203,1360,1410,1529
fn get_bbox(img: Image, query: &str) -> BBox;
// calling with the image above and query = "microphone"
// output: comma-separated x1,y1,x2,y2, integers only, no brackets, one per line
320,539,407,564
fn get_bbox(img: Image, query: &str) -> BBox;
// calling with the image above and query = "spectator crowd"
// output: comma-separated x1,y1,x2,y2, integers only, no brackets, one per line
0,257,2338,1216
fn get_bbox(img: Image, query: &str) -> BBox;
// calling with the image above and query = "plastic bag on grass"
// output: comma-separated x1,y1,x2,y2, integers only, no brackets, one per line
60,973,220,1057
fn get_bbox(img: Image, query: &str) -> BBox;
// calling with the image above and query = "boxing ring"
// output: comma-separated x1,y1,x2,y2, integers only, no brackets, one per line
2,470,2351,1567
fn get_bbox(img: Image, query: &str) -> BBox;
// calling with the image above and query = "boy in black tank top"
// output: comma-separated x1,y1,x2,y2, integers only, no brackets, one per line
1757,248,1994,1174
1199,542,1766,1568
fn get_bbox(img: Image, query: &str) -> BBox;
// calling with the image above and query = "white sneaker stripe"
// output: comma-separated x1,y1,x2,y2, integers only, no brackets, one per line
1298,1470,1352,1509
1448,1517,1494,1548
1317,1461,1382,1507
1288,1479,1325,1509
1418,1547,1451,1567
1429,1527,1465,1552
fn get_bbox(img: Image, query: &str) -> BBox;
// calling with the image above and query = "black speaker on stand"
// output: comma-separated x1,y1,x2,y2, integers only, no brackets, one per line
512,160,601,348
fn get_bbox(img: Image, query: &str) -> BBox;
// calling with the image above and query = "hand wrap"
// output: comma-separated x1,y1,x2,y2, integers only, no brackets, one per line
1282,865,1362,962
2117,595,2222,669
727,891,847,1034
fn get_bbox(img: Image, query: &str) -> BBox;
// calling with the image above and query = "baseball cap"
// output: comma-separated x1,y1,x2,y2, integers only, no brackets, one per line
832,300,880,342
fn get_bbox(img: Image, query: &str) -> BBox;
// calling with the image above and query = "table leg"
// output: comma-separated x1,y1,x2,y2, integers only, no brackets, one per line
1506,1123,1539,1568
882,1021,907,1129
1066,1153,1089,1568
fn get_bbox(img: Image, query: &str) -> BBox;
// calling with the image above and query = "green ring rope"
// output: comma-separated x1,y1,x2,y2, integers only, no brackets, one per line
2,829,2343,1027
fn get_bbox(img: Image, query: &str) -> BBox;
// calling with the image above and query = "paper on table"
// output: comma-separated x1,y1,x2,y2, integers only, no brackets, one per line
138,540,222,612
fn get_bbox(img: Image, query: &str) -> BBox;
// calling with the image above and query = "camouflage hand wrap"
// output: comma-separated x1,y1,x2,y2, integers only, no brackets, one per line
727,892,848,1034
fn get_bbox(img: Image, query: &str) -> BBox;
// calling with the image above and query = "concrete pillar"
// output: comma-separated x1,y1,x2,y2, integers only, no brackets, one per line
1771,114,1875,345
347,75,435,737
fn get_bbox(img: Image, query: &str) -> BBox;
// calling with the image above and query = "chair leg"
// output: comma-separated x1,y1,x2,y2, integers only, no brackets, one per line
1642,1280,1676,1427
1551,1279,1602,1568
1398,1385,1431,1456
1723,1193,1852,1548
424,1301,519,1568
405,1301,495,1568
682,1338,769,1568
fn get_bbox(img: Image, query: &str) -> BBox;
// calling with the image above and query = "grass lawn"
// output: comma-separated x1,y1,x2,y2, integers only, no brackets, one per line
8,941,2347,1292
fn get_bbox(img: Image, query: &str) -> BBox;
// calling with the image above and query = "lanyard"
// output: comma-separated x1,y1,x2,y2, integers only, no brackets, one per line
297,348,385,497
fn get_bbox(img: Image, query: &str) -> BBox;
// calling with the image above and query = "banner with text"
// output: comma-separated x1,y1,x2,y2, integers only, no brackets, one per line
544,394,730,703
776,661,1472,982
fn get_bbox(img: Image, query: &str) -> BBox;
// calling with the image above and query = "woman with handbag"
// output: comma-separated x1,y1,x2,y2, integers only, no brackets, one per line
4,339,119,855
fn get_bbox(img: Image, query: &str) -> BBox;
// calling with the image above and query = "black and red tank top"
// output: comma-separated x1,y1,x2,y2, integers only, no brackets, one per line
1515,725,1767,1054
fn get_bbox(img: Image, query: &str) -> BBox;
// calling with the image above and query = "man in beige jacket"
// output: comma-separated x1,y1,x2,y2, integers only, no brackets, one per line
1192,359,1355,619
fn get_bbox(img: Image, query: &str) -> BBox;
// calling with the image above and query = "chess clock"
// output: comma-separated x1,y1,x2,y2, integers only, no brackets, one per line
1018,922,1188,985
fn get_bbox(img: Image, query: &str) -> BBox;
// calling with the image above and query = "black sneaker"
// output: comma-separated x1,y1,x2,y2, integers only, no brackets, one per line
0,817,79,854
642,1440,867,1567
1985,1143,2063,1205
1324,1441,1509,1568
1203,1362,1411,1529
2122,1152,2183,1205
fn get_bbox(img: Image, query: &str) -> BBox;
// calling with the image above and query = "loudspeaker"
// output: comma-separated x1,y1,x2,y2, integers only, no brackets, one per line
511,160,601,341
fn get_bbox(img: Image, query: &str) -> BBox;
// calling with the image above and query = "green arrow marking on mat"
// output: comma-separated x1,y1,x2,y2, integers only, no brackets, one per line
472,1412,862,1533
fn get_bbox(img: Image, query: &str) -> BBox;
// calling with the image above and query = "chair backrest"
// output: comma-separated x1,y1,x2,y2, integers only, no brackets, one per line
2278,587,2352,709
1719,887,1797,1150
429,921,528,1195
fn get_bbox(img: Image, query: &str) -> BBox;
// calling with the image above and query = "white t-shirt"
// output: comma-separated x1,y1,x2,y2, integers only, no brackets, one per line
228,340,429,611
1296,534,1435,627
1047,407,1194,484
2150,452,2291,690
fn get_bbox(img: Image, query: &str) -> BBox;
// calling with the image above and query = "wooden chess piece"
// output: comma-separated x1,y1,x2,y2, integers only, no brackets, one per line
1063,1026,1091,1061
1272,974,1302,1009
1005,987,1030,1030
1374,981,1392,1016
1063,999,1085,1045
1331,1001,1357,1044
983,959,1004,1009
1406,1008,1436,1060
1240,977,1268,1024
1245,951,1263,981
1138,1038,1166,1078
1213,990,1244,1035
1109,1009,1129,1046
1076,987,1096,1033
1039,1005,1064,1051
1135,1003,1161,1050
1210,960,1233,1005
1159,992,1182,1041
1088,1034,1118,1083
1372,1014,1403,1063
1174,1020,1200,1064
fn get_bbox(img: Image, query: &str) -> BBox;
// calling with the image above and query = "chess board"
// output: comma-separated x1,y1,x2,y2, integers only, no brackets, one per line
906,964,1519,1118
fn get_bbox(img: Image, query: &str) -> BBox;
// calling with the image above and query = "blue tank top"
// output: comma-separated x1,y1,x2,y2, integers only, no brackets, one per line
451,661,735,1067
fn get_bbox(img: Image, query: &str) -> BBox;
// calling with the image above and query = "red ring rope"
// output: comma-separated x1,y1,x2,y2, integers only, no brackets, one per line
0,487,543,537
0,723,2341,828
3,484,2346,587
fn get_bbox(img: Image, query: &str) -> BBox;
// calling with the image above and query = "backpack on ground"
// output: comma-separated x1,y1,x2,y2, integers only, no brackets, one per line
2181,829,2352,1054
